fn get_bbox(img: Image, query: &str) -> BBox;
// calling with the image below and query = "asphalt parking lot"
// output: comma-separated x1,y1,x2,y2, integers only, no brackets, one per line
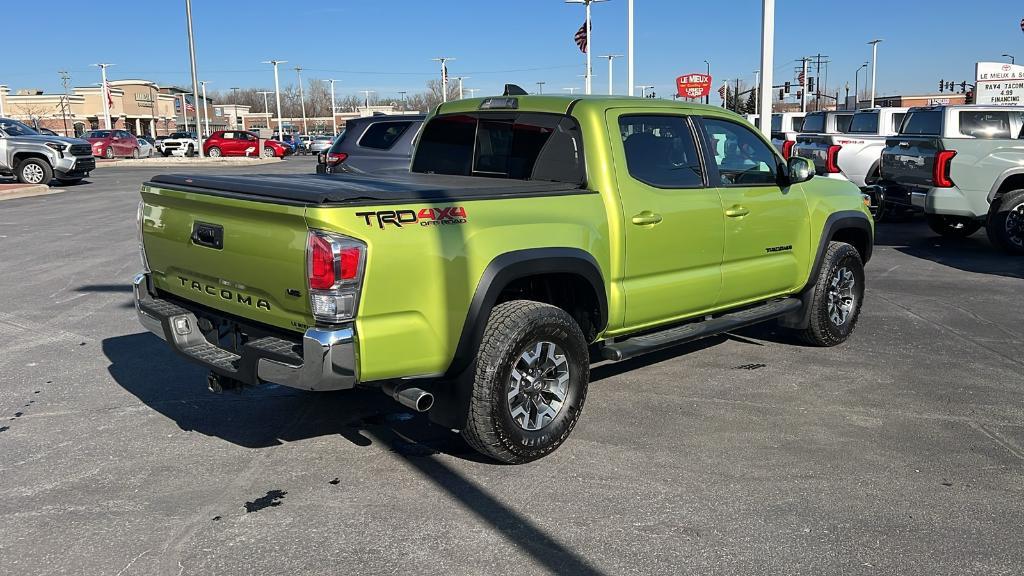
1,157,1022,576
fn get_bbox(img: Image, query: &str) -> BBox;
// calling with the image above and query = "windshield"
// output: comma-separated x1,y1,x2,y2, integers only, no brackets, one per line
848,112,880,134
168,132,195,139
83,130,112,138
0,119,39,136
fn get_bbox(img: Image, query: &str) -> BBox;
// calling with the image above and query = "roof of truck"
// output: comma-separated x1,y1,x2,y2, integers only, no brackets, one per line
435,95,741,117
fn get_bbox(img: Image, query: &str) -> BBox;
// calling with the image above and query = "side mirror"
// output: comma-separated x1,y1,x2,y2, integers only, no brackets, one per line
786,156,814,184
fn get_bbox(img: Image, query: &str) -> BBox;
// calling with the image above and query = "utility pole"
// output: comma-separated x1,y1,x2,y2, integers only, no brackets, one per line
800,57,810,112
627,0,634,96
58,70,71,137
600,54,623,95
432,57,454,102
261,60,287,142
735,78,741,112
230,87,240,101
536,81,546,94
328,80,339,134
91,63,114,130
704,60,711,104
397,90,407,110
199,80,210,137
810,53,828,111
184,0,204,156
294,66,308,134
868,39,882,108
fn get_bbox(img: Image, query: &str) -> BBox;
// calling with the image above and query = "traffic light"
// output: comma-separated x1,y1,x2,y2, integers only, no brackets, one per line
797,90,803,100
779,89,785,100
965,89,974,104
808,77,815,92
960,82,967,93
939,79,944,92
784,81,791,93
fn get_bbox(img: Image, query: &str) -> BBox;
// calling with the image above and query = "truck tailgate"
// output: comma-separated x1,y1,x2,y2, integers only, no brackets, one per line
880,136,942,188
140,184,311,333
793,134,833,175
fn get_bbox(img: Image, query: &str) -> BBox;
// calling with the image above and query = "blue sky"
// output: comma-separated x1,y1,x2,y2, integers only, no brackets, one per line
4,0,1022,102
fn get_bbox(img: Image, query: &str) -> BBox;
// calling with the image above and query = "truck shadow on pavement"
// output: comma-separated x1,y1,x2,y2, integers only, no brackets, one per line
874,221,1023,279
102,332,610,576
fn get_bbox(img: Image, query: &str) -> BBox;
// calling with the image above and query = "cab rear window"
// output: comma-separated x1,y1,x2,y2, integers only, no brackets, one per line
411,112,585,185
802,113,825,133
900,111,942,135
848,112,879,134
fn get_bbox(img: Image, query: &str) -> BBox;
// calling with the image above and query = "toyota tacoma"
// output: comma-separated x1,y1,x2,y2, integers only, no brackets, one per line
134,92,874,463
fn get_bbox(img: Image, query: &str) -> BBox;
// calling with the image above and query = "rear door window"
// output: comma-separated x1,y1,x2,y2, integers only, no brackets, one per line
959,111,1014,138
618,115,704,188
900,110,942,135
358,121,413,150
412,113,585,184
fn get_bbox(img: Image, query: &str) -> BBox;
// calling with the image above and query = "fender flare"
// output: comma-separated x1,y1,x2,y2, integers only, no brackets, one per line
444,247,608,378
988,168,1024,203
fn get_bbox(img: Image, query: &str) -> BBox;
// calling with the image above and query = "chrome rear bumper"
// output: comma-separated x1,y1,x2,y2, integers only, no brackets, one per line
133,273,357,391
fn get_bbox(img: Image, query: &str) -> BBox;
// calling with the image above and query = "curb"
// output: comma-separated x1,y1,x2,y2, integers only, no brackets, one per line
0,184,60,201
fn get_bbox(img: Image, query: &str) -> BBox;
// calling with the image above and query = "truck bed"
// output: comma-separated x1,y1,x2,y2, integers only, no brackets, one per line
148,172,588,206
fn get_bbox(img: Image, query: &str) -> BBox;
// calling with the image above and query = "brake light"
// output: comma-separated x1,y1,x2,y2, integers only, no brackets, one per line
307,230,366,323
934,150,956,188
826,144,842,173
326,152,348,166
781,140,795,160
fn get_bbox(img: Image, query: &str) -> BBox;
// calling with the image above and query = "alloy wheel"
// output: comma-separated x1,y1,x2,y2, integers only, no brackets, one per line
1005,202,1024,248
506,340,570,431
827,266,856,326
21,163,45,184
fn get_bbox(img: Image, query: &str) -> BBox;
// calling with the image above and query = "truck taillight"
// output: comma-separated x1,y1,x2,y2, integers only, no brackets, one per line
326,152,348,166
782,140,795,160
307,230,366,323
934,150,956,188
826,145,842,173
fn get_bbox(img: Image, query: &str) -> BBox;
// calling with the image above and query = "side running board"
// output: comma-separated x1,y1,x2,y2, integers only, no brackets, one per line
601,298,802,362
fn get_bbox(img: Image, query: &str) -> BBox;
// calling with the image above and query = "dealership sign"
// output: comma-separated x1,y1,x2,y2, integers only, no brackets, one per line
975,61,1024,105
676,74,712,99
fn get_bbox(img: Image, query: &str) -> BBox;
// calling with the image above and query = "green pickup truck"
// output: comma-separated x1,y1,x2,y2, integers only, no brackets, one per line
134,94,874,463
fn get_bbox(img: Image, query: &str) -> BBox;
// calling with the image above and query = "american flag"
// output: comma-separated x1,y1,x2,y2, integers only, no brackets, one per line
798,71,805,86
718,84,727,100
103,81,113,109
1020,17,1023,32
574,20,588,54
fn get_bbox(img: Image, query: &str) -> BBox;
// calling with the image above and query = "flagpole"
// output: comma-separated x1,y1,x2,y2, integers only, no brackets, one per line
585,0,592,94
627,0,634,97
92,63,113,130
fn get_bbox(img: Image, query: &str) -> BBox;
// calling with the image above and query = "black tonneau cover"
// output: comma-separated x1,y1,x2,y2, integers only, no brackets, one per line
148,172,588,206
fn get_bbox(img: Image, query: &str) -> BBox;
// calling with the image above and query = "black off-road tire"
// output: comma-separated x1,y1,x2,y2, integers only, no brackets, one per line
985,189,1024,255
462,300,590,464
926,214,981,238
15,158,53,185
797,242,865,347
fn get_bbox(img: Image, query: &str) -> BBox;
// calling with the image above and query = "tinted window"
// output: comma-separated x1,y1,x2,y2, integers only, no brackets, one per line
959,111,1018,139
359,121,413,150
900,111,942,135
701,118,779,186
891,113,906,133
618,115,703,188
791,117,805,132
802,113,825,133
848,112,879,134
771,115,782,132
835,114,853,133
84,130,112,138
412,113,585,184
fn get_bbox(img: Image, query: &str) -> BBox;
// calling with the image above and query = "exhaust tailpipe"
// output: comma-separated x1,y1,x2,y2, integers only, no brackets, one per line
382,382,434,412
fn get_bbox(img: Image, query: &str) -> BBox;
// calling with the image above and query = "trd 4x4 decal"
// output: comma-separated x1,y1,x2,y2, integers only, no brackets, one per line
356,207,468,229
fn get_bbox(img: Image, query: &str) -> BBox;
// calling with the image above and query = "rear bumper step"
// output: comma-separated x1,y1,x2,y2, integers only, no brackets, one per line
601,298,802,362
133,273,357,391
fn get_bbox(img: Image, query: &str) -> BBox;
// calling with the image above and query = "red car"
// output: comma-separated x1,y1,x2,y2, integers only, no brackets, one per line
204,130,289,158
83,129,141,159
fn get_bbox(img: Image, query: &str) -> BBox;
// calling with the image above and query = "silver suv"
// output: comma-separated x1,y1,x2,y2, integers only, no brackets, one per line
0,118,95,185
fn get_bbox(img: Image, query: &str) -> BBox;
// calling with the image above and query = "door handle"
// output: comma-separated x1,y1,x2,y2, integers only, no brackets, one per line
631,211,663,226
725,205,750,218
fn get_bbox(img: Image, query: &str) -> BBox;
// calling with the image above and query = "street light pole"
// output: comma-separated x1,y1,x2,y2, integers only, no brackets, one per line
627,0,634,96
199,80,210,137
854,62,867,110
1003,53,1015,64
432,57,454,102
58,70,71,137
294,66,308,134
868,39,882,108
92,63,114,130
184,0,204,156
704,60,711,104
455,76,470,99
600,55,622,95
261,60,287,143
636,85,654,98
757,0,773,138
328,79,339,135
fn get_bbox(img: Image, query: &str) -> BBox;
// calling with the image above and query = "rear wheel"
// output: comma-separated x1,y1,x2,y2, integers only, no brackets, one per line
264,146,275,157
926,214,981,238
462,300,590,464
186,145,195,157
15,158,52,185
797,242,865,347
131,147,140,159
104,148,114,159
986,189,1024,255
208,146,222,157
